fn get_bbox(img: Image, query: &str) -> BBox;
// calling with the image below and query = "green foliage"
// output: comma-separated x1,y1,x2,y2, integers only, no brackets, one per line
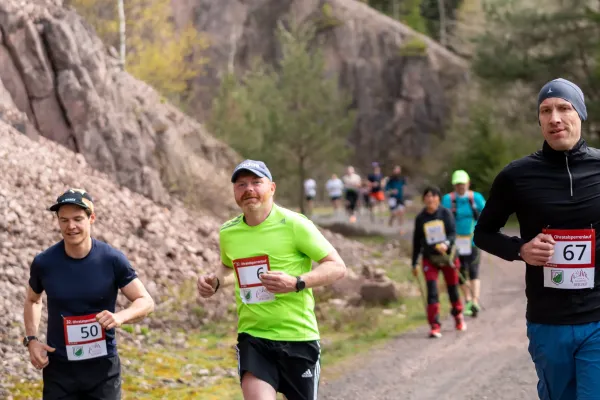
398,36,428,57
67,0,208,103
317,3,344,31
428,101,539,198
472,0,600,136
209,22,356,211
419,0,464,41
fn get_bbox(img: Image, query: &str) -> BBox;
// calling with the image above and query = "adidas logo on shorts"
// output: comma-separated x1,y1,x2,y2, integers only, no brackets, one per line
301,369,313,378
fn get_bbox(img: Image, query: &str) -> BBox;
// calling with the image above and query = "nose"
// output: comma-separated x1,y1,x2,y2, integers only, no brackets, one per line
549,109,561,125
67,220,77,230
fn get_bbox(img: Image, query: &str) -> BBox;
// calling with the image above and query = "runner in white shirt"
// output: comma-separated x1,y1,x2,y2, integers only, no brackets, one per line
304,178,317,217
325,174,344,215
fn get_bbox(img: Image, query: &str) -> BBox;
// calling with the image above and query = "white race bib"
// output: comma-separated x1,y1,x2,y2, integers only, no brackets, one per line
388,197,397,208
63,314,108,361
423,220,447,245
234,255,276,304
456,235,473,256
543,229,595,289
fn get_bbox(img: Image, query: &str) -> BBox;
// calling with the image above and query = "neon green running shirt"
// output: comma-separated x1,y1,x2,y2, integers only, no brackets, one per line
220,204,333,341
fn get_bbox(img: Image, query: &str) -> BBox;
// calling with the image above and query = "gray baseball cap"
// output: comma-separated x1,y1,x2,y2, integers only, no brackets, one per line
231,160,273,182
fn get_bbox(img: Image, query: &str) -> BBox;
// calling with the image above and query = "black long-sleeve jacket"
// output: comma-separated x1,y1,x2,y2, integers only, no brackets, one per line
412,206,456,267
474,139,600,324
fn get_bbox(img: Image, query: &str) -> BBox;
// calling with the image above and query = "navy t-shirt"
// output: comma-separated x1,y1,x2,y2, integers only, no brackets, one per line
29,239,137,360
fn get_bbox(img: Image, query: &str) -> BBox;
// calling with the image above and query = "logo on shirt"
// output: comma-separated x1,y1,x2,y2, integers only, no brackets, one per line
570,269,589,287
551,269,564,285
242,289,252,302
255,287,273,301
89,343,103,356
73,346,84,358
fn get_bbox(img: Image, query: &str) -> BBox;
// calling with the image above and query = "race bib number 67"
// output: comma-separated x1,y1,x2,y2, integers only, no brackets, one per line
543,229,595,289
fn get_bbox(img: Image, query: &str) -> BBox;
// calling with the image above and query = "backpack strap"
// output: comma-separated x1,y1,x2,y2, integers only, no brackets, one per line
468,191,480,220
450,192,457,216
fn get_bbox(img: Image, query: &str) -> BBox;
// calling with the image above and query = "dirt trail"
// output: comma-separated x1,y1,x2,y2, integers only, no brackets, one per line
319,252,539,400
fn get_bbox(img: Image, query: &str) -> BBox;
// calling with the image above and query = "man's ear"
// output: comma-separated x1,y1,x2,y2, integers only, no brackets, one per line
89,213,96,224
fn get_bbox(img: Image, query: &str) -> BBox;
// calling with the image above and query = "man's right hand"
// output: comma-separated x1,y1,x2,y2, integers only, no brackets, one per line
197,273,218,298
519,233,556,266
28,340,55,370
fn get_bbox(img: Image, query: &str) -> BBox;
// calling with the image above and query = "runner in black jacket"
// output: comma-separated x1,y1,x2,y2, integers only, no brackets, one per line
474,78,600,400
412,186,465,338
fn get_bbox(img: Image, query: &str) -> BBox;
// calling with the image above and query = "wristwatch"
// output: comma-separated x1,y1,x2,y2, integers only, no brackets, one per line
295,276,306,292
23,336,38,347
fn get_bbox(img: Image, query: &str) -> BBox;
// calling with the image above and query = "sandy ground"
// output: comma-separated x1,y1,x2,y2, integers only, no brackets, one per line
319,251,540,400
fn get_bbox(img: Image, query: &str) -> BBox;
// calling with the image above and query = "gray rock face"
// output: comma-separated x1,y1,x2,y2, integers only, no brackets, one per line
172,0,468,168
0,0,239,217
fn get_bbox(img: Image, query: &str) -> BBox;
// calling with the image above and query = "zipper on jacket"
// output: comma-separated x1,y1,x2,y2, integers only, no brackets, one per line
565,153,573,197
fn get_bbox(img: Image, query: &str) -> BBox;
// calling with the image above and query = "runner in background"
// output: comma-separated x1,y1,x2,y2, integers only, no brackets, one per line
367,162,385,220
325,173,344,216
412,186,466,338
197,159,346,400
360,178,373,220
385,165,407,233
342,166,361,223
304,177,317,217
442,170,486,317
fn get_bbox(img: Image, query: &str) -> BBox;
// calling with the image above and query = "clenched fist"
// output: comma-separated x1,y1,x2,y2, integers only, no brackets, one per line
520,233,556,266
197,273,219,298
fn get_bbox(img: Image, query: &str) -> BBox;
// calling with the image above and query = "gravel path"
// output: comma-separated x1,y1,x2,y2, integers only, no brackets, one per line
319,251,539,400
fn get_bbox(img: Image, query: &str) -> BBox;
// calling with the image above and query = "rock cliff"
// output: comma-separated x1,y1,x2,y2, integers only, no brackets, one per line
0,0,239,217
173,0,468,169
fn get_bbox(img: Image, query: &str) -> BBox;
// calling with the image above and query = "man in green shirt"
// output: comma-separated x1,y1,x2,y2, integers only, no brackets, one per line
197,160,347,400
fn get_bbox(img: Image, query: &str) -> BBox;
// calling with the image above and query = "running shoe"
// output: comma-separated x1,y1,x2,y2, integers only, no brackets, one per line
463,301,473,317
455,314,467,332
471,303,481,318
429,326,442,338
349,215,357,223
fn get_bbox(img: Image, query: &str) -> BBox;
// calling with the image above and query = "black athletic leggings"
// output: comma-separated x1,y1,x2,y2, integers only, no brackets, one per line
345,190,358,212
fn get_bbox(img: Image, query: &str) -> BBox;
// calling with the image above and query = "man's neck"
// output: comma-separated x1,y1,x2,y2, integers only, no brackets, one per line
245,203,274,227
65,237,93,259
425,206,438,215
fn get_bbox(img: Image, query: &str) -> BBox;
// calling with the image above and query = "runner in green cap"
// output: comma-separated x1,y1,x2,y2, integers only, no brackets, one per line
442,170,486,317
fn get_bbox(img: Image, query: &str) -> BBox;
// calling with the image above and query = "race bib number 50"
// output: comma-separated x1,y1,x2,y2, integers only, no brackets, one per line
63,314,108,361
233,255,276,304
543,229,595,289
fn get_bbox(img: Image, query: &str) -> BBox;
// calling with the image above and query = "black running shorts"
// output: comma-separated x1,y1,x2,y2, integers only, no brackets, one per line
42,355,121,400
236,333,321,400
459,246,481,282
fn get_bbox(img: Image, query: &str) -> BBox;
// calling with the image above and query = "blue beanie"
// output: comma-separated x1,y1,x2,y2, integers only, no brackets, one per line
537,78,587,121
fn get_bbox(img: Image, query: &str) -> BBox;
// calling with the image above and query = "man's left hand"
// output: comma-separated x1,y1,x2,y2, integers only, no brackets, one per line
259,271,298,294
96,311,124,330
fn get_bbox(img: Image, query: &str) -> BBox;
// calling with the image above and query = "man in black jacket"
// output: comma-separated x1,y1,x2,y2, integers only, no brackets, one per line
474,78,600,400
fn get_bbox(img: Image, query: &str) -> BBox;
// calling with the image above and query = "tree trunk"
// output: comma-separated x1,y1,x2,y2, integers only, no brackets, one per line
299,154,306,215
118,0,126,69
437,0,447,47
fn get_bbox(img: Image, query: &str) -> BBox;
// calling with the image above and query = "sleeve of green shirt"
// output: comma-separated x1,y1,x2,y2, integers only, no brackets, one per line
293,216,334,261
219,230,233,268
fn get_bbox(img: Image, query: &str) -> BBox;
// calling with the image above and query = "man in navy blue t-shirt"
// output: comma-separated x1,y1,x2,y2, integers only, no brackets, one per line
23,189,155,400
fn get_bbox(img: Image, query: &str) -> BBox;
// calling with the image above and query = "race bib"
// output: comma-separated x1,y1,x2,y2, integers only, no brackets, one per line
388,197,397,208
63,314,108,361
424,220,447,245
456,235,473,256
233,255,276,304
542,229,595,289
